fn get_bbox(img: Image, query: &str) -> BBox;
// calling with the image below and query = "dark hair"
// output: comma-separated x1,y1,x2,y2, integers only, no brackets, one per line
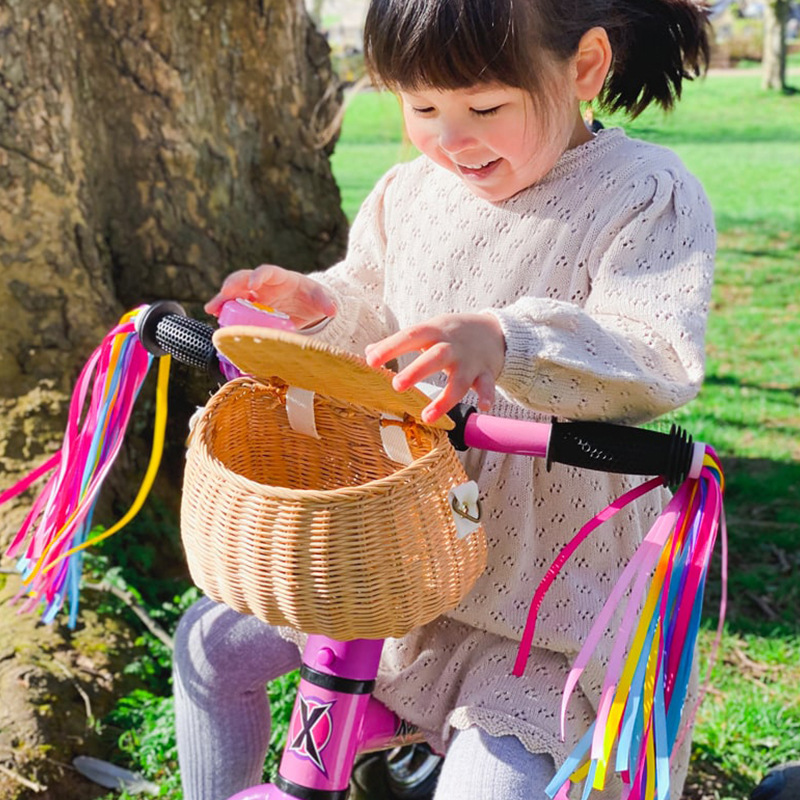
363,0,711,117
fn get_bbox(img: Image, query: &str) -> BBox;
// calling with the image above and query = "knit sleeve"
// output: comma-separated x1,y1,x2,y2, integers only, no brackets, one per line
308,166,401,353
486,168,716,423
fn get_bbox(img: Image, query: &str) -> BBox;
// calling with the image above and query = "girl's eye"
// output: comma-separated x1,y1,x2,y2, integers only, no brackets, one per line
473,106,501,117
412,106,435,116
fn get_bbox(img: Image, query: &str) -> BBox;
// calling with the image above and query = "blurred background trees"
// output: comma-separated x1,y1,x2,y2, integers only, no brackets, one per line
762,0,793,87
709,0,798,88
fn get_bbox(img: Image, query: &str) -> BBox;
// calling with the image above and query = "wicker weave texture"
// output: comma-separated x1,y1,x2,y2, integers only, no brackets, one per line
181,378,487,640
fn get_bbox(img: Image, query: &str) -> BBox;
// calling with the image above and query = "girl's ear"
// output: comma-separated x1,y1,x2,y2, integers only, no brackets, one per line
574,27,612,102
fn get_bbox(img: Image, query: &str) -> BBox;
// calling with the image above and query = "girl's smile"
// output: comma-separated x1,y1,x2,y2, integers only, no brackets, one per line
457,158,501,179
399,84,591,202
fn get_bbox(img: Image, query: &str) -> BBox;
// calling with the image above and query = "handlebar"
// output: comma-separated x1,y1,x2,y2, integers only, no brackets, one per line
136,301,224,383
461,412,698,486
136,301,702,486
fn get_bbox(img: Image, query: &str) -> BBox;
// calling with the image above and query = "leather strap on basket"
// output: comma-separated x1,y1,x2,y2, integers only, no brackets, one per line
285,386,321,440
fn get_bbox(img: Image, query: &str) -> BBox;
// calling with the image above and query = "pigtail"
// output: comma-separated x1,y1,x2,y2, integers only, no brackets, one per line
602,0,711,117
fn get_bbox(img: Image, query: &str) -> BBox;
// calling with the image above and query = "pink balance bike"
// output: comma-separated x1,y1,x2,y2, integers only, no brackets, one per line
130,300,724,800
1,300,723,800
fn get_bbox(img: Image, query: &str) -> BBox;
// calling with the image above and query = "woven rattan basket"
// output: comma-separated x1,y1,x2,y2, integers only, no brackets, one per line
180,327,487,640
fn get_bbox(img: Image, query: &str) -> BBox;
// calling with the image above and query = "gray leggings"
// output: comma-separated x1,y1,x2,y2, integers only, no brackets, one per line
174,597,556,800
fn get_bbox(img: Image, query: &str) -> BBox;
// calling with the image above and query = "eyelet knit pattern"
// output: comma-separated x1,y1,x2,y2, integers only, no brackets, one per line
300,128,715,797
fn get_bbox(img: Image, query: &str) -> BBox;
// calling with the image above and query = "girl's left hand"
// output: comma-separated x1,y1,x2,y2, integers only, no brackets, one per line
364,313,506,424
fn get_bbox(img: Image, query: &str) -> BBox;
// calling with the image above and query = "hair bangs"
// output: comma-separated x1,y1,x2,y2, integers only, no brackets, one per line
364,0,526,91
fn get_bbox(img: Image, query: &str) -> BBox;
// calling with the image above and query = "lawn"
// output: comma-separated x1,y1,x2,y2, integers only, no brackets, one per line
331,72,800,799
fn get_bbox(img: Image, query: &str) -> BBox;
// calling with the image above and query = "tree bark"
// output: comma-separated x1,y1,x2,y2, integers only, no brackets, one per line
0,4,347,793
762,0,790,89
0,0,348,537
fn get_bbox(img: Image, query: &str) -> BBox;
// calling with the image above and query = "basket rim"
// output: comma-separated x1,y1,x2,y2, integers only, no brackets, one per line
193,406,458,501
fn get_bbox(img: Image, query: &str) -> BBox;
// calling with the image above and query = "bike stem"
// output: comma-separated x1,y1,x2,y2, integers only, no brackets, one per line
227,635,420,800
274,637,384,797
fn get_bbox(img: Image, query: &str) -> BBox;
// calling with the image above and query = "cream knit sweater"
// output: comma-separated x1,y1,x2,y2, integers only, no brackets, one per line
309,127,716,795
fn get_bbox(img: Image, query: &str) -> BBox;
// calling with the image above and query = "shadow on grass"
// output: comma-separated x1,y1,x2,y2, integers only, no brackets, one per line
719,245,800,265
705,455,800,638
705,373,800,399
685,743,755,800
627,128,800,146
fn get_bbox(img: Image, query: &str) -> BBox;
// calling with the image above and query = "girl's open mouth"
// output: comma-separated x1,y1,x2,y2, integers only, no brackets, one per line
457,158,501,179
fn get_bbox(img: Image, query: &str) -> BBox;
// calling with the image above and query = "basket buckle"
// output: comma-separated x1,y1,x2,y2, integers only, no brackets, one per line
449,481,482,539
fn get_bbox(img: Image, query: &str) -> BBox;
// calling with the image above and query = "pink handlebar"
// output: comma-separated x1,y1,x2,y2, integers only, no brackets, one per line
463,413,550,458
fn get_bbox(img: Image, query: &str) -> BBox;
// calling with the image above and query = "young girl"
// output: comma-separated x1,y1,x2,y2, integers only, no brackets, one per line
174,1,716,797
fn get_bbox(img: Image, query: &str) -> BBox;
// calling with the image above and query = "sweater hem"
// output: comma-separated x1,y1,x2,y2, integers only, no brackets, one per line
446,706,572,764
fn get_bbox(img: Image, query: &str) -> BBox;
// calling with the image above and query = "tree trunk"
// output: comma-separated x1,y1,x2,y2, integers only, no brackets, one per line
0,2,346,795
0,0,347,535
762,0,790,90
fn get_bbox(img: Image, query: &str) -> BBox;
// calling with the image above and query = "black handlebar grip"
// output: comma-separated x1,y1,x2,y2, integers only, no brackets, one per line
136,301,223,382
446,403,478,451
547,421,694,486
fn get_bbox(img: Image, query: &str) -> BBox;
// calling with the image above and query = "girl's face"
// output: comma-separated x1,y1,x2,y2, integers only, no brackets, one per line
399,82,591,202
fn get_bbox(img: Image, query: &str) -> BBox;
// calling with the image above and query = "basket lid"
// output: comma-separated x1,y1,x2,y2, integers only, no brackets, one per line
213,325,454,431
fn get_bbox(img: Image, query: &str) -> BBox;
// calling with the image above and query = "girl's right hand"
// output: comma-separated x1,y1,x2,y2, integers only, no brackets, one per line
204,264,336,328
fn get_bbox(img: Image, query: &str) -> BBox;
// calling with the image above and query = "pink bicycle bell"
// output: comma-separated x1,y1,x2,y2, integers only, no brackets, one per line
218,297,297,330
216,298,331,381
217,299,295,381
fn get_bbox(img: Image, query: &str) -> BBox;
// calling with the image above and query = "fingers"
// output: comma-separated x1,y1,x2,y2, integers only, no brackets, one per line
472,372,496,412
365,315,504,424
420,375,471,424
419,368,498,424
303,283,337,319
247,263,284,293
381,343,491,424
364,325,438,372
247,265,336,318
205,265,336,323
204,269,257,315
391,344,450,393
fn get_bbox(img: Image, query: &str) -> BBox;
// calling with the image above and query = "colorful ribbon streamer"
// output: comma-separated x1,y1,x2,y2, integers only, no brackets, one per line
515,449,726,800
1,307,170,627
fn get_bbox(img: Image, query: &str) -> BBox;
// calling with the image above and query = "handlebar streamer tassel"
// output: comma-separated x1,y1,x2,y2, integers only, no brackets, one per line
515,449,726,800
1,307,170,627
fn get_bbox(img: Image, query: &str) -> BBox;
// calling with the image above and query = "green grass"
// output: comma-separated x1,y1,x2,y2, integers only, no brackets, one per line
332,90,415,219
602,74,800,232
329,74,800,800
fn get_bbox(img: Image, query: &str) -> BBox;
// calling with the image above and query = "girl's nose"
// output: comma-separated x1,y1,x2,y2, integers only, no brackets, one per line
438,122,475,155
